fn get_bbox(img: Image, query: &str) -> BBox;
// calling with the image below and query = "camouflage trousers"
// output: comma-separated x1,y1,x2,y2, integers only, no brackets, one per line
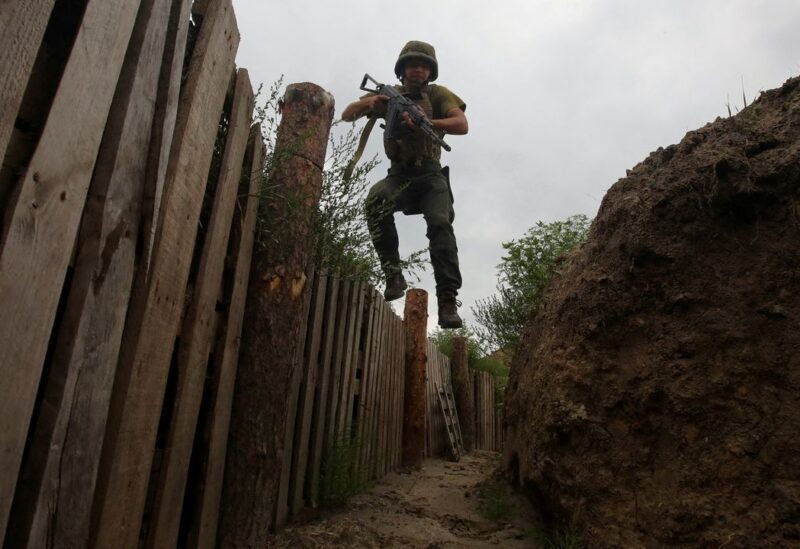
365,160,462,298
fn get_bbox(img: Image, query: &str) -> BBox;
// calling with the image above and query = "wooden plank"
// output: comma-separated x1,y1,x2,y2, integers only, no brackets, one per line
140,0,194,274
308,275,340,506
387,308,398,473
0,0,55,162
146,68,254,549
381,309,396,476
476,372,481,450
428,344,438,456
485,373,491,449
395,318,404,469
369,297,388,478
4,0,178,546
338,281,365,438
365,299,384,478
323,279,351,455
352,289,376,453
191,127,264,549
289,273,328,515
356,289,381,481
90,2,239,545
374,301,390,477
0,0,142,540
274,265,316,528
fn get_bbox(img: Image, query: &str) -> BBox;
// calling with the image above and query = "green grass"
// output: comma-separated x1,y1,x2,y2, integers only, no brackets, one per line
477,480,517,522
530,521,585,549
318,433,376,508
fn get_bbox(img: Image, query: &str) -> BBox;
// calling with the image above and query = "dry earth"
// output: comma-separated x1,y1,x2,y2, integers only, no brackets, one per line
265,452,542,548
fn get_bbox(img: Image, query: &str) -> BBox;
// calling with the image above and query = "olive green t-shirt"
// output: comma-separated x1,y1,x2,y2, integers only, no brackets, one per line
425,84,466,118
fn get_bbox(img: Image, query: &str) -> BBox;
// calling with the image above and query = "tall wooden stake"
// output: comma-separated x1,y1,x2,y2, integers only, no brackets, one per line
402,288,428,469
218,82,334,547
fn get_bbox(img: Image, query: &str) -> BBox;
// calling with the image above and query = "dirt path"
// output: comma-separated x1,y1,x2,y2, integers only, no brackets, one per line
266,451,541,548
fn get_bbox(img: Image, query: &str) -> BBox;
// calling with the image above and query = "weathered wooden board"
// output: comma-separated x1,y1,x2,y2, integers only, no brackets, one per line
4,0,178,546
322,279,352,455
190,127,264,549
355,289,378,478
0,0,56,163
146,68,253,549
339,281,366,438
308,275,340,506
368,301,387,478
90,1,239,545
362,291,386,480
0,0,143,541
140,0,194,274
288,273,327,516
394,318,406,469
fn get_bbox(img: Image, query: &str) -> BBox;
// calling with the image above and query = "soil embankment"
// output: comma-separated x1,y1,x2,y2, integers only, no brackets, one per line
266,452,540,548
505,76,800,547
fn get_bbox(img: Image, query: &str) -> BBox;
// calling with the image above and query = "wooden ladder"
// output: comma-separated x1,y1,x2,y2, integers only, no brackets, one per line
436,382,464,461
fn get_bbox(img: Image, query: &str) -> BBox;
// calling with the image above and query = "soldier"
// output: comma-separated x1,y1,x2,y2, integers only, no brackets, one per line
342,40,469,328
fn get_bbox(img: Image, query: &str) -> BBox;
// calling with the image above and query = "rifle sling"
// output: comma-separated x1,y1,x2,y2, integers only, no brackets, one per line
343,117,377,182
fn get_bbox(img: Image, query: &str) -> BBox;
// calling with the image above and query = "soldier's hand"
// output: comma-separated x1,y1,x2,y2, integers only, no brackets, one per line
368,95,389,115
402,108,424,130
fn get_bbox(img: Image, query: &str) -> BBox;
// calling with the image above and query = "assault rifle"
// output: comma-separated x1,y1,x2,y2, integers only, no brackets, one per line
360,73,452,152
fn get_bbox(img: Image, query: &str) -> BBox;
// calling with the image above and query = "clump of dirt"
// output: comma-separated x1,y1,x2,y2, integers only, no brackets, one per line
265,452,540,548
504,76,800,547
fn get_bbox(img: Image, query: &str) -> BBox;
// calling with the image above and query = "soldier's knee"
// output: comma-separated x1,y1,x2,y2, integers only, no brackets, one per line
425,213,453,235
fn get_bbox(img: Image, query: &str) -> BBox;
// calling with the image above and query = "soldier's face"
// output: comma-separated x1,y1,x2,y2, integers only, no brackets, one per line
404,60,432,86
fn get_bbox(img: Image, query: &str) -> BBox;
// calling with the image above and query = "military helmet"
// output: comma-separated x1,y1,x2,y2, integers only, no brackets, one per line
394,40,438,82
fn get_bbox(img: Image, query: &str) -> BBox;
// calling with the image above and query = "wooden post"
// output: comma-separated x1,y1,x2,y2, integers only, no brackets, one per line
402,289,427,469
218,83,334,547
451,337,474,452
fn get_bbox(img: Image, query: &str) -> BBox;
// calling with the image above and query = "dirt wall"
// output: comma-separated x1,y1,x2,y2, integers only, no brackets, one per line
504,77,800,547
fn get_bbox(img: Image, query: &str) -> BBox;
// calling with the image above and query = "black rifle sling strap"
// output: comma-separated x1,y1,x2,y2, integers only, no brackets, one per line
343,117,377,183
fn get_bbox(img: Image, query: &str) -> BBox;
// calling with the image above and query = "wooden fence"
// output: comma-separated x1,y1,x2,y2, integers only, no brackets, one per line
425,340,455,457
473,371,504,451
0,1,504,546
0,0,260,546
273,274,408,526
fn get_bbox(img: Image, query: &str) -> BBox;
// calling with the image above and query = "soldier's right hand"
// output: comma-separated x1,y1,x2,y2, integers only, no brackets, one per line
368,95,389,115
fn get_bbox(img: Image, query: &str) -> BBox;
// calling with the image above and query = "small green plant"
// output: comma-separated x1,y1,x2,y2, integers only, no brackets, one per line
318,433,373,508
477,480,517,522
531,523,585,549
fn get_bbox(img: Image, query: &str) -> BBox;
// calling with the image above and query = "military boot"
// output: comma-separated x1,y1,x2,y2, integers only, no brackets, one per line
384,272,407,301
437,293,463,329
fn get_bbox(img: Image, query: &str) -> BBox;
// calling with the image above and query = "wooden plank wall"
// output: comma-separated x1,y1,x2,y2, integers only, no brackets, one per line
0,1,266,547
424,340,455,458
274,277,407,526
472,371,503,451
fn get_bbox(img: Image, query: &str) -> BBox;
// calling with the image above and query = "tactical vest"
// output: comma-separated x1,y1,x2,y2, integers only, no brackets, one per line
384,84,442,163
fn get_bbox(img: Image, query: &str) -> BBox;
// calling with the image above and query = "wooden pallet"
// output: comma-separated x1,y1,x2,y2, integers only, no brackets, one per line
436,382,464,461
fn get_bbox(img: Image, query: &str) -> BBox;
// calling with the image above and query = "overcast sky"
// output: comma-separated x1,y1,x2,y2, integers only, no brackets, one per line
232,0,799,335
